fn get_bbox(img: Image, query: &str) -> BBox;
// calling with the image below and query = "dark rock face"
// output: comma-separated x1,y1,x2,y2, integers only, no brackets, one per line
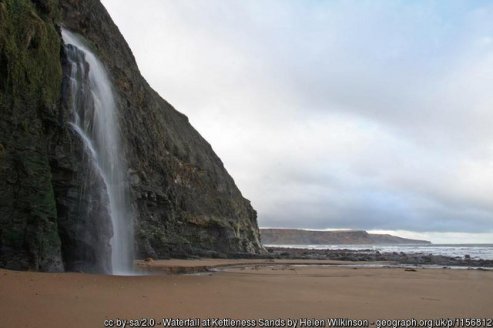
0,0,263,272
261,229,431,245
0,0,64,271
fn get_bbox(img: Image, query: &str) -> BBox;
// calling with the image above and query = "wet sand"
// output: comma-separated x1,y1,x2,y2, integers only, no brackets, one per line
1,260,492,327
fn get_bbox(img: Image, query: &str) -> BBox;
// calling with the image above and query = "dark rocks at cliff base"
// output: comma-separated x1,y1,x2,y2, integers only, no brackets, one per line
265,247,493,268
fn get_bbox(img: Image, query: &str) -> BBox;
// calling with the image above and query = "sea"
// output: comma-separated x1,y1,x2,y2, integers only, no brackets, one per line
264,244,493,260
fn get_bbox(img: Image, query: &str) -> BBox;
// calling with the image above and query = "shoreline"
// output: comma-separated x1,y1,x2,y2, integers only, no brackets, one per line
135,258,493,276
134,246,493,275
263,246,493,268
135,258,388,274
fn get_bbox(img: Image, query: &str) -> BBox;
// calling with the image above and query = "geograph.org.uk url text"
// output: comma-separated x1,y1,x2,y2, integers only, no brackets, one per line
103,317,493,328
372,318,493,328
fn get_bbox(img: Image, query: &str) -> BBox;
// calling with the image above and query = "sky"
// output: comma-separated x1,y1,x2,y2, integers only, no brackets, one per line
100,0,493,244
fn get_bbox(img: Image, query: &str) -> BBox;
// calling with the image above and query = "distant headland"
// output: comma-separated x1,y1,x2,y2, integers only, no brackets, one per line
261,228,431,245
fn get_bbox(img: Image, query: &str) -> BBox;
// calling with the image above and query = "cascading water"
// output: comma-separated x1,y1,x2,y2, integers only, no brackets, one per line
62,29,134,275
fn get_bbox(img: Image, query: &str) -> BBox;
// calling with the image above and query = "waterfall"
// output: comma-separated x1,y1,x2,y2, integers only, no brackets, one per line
62,29,134,275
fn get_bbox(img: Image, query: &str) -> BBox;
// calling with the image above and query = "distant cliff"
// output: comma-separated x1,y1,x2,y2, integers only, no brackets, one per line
261,229,431,245
0,0,263,272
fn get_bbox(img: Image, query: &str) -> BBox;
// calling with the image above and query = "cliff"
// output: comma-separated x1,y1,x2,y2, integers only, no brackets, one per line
261,229,431,245
0,0,263,272
0,0,64,271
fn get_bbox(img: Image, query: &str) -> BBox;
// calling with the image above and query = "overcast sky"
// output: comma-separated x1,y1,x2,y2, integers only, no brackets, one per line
101,0,493,243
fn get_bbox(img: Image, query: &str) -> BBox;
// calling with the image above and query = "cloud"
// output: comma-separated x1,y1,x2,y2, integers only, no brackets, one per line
101,0,493,242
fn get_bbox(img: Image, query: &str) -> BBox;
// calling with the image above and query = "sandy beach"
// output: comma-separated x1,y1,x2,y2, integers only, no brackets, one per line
1,260,492,328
